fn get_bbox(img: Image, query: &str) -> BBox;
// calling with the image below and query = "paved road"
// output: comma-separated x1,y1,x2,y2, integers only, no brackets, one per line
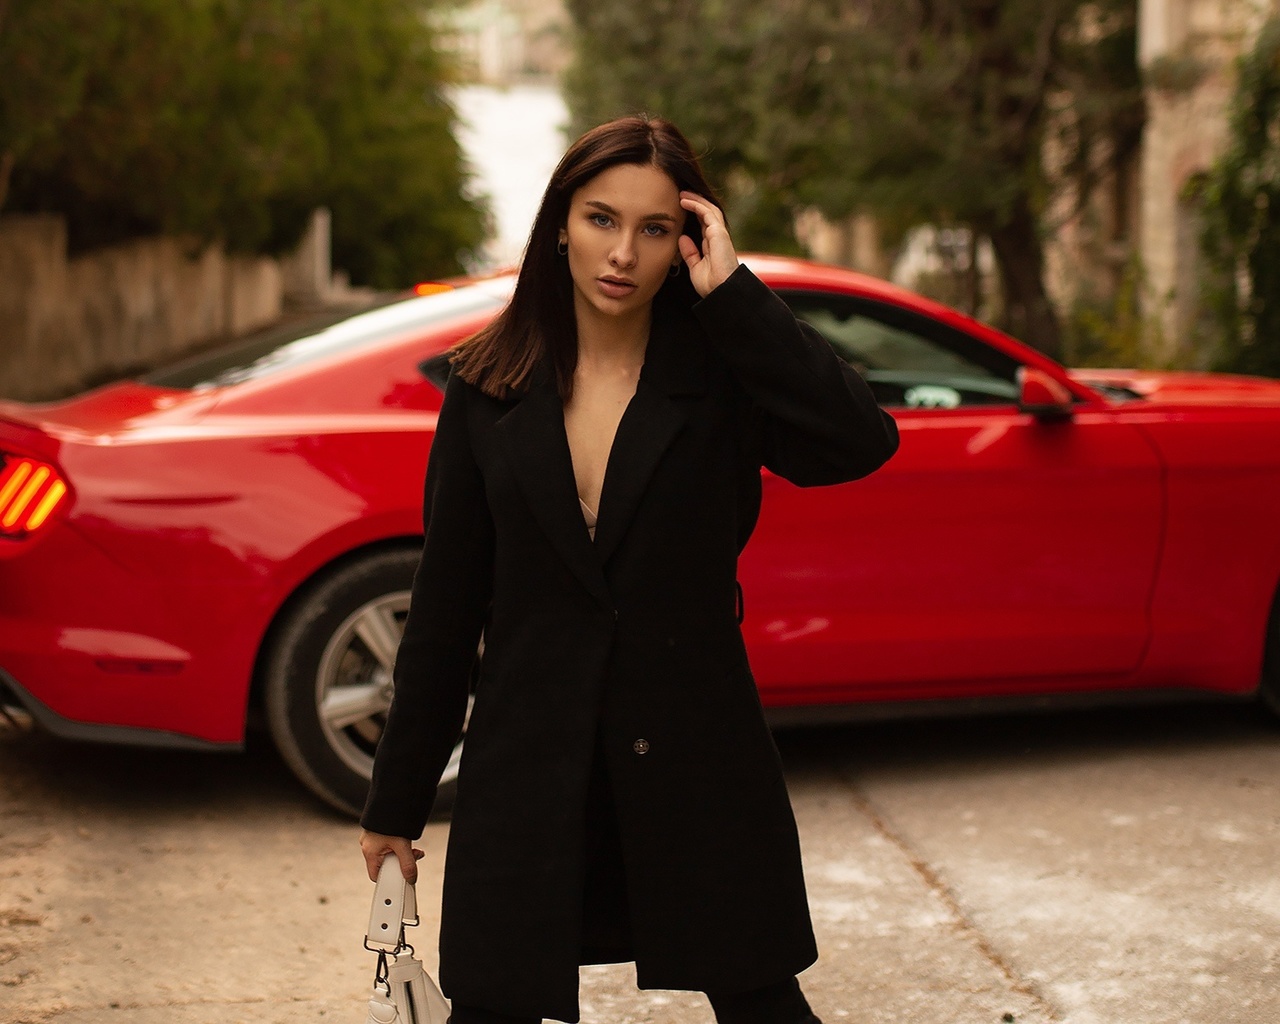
2,700,1278,1024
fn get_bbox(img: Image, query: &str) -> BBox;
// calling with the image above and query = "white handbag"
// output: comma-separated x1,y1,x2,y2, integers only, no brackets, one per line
364,855,451,1024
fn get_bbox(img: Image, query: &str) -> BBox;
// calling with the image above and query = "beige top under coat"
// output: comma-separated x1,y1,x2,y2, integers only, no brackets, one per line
579,496,598,541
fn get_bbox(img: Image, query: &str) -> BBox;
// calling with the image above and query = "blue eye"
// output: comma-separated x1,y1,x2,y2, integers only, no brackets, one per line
589,213,612,227
643,223,670,237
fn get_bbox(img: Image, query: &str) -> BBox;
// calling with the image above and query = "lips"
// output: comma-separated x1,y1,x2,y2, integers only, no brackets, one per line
596,276,637,299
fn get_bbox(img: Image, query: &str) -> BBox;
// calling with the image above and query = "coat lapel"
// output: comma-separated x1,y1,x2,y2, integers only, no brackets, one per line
592,302,707,566
590,381,685,566
493,300,709,599
494,367,613,610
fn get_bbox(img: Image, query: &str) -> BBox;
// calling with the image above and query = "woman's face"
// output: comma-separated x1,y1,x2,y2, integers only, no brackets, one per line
559,162,684,325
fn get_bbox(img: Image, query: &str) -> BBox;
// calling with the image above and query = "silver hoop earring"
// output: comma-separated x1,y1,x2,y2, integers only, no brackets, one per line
557,240,568,256
669,263,680,277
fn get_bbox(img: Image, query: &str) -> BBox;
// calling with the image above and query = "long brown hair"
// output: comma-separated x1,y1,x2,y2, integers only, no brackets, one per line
450,115,724,401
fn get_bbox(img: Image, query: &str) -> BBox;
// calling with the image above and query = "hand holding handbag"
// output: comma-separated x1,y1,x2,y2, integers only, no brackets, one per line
364,855,451,1024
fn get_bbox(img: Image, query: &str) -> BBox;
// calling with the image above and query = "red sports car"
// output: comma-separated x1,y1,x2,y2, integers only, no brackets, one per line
2,256,1278,816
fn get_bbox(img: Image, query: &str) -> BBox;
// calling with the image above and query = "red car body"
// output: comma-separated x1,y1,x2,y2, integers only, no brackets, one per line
2,256,1279,812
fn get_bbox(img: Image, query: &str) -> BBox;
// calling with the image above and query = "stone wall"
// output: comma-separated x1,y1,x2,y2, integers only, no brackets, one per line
0,214,284,402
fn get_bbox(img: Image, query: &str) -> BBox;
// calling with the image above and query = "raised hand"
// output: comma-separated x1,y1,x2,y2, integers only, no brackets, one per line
678,191,740,298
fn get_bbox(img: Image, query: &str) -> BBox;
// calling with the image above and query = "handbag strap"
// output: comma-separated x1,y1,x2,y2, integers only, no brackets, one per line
366,854,419,952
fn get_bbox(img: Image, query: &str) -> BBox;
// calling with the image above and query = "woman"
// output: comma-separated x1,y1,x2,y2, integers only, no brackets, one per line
359,115,899,1024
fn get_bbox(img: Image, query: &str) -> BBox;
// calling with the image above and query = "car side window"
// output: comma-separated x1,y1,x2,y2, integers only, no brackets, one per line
779,290,1021,409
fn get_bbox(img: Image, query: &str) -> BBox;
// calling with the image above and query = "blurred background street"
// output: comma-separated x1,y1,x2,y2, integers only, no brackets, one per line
4,2,1280,1022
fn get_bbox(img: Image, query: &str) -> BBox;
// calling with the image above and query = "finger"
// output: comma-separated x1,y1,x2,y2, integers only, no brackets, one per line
678,234,700,266
682,207,726,259
678,190,715,210
679,199,713,231
396,845,419,884
363,845,385,882
679,193,724,228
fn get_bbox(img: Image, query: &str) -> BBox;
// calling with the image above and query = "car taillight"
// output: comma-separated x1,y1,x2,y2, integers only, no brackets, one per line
0,455,69,537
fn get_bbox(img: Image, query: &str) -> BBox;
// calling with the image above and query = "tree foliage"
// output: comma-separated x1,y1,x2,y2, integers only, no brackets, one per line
1196,17,1280,378
0,0,486,287
564,0,1143,357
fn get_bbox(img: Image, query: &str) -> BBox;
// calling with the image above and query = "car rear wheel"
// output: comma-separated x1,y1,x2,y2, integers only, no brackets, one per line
264,547,470,818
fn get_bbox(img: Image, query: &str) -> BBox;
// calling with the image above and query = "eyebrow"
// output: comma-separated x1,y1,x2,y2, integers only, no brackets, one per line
584,200,678,223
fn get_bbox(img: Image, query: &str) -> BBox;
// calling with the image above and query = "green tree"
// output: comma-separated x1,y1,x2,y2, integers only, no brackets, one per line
1196,17,1280,378
0,0,485,286
0,0,98,211
565,0,1144,358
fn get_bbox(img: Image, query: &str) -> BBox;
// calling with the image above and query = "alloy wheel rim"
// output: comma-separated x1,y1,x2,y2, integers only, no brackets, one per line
314,591,471,780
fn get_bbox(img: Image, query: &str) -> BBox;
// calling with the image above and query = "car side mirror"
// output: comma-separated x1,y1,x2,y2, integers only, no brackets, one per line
1017,366,1074,420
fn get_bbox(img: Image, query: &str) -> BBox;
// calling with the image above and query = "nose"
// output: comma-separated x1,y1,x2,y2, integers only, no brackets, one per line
609,232,637,270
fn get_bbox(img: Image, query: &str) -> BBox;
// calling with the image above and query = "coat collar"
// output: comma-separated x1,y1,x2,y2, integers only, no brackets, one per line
493,303,707,607
636,297,708,399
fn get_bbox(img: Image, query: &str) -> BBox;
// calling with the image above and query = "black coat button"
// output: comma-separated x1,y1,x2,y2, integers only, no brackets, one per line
632,738,650,755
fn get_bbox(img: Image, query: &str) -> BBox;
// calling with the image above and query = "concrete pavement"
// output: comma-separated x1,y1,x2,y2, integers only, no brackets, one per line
2,701,1277,1024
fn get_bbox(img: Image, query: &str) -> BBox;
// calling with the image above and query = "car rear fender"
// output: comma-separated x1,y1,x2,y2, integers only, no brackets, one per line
0,409,61,462
244,535,424,723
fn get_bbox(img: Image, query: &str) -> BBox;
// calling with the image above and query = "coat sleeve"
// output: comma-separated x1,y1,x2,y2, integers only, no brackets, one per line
360,372,494,839
692,264,899,485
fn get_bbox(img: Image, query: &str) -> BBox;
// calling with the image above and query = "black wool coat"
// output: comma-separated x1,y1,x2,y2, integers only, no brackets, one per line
362,265,899,1023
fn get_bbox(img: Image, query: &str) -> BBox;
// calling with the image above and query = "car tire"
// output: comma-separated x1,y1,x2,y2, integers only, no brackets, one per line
263,547,470,818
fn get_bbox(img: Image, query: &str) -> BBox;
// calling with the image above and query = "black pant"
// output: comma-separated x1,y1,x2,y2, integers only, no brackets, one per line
449,976,819,1024
706,976,818,1024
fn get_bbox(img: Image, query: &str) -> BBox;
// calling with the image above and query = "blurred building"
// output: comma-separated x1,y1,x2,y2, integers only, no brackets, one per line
1049,0,1279,365
435,0,569,84
1134,0,1278,362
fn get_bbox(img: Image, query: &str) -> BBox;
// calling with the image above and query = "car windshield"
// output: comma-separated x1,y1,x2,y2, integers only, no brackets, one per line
142,280,511,389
